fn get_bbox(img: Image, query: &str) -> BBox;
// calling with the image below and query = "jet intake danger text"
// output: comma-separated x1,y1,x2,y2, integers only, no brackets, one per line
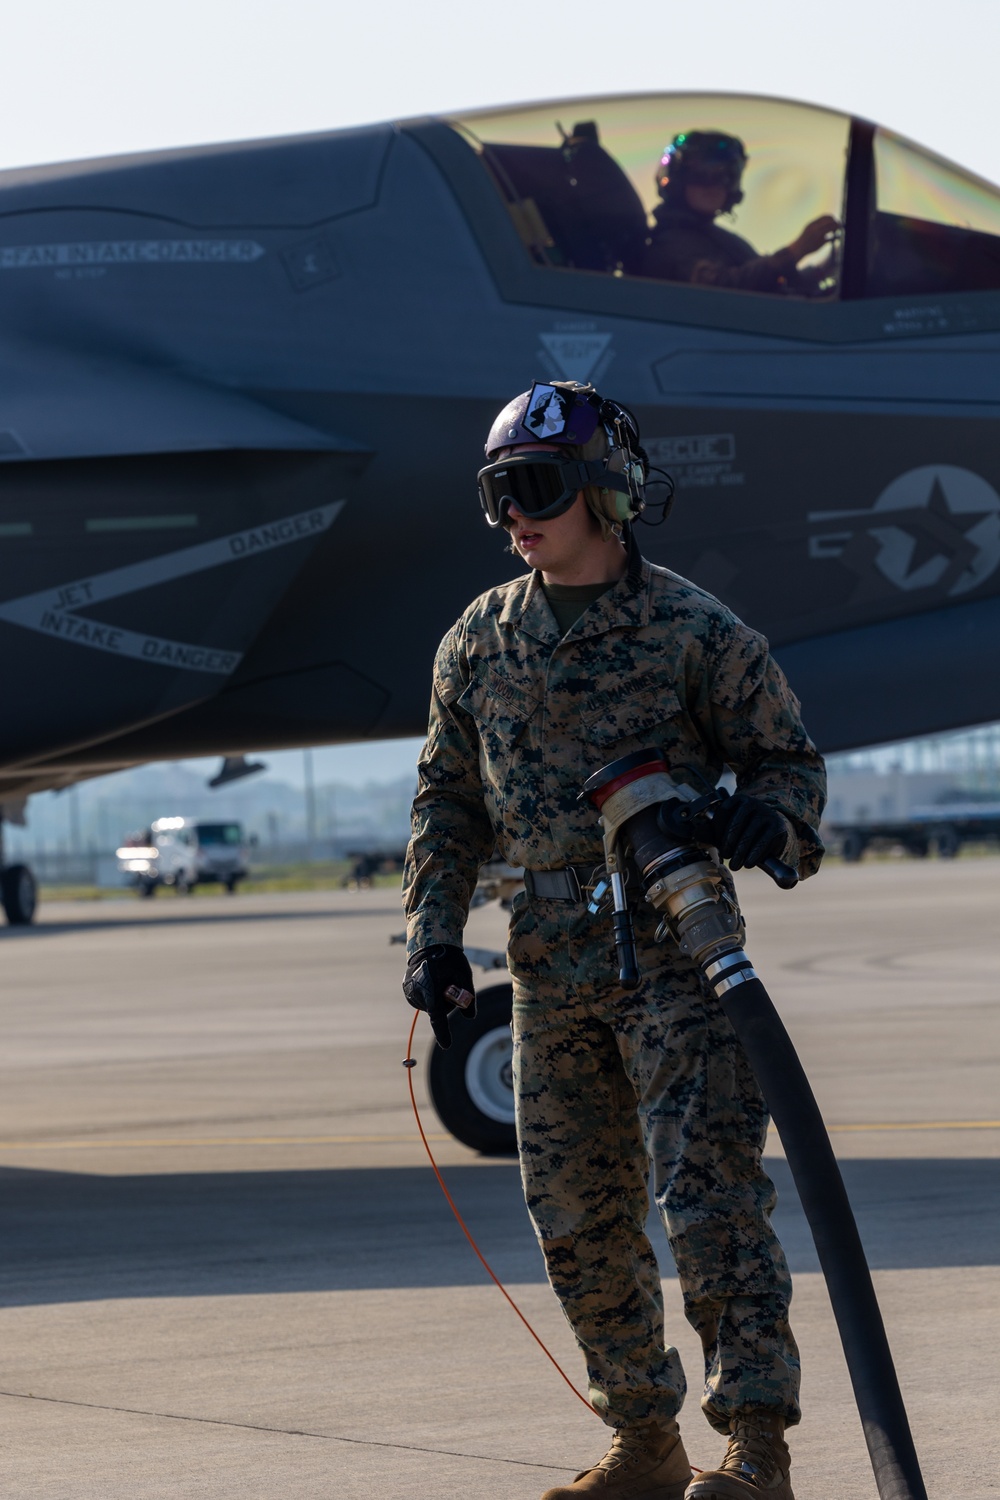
0,503,343,675
36,609,239,675
228,510,330,555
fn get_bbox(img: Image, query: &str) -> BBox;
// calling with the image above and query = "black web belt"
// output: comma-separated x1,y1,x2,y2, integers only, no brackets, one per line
522,866,596,902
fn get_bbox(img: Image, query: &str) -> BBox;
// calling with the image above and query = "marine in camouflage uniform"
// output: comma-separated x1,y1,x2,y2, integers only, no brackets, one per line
403,557,826,1437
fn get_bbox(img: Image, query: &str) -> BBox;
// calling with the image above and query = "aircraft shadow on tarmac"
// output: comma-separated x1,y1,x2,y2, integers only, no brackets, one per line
0,1157,996,1308
0,906,390,939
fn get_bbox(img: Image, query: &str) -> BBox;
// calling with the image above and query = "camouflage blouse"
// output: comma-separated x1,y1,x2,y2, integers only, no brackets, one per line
404,558,826,952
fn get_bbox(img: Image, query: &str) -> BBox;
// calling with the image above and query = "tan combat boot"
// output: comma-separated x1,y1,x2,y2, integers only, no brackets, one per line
684,1412,792,1499
541,1419,692,1500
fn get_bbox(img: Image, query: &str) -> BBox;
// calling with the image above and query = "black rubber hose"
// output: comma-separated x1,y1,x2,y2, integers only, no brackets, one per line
716,974,928,1500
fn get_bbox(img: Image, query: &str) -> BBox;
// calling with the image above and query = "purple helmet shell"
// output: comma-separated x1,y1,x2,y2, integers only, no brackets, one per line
484,382,601,459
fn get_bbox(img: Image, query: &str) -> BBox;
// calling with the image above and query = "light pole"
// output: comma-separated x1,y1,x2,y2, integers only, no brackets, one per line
303,748,317,863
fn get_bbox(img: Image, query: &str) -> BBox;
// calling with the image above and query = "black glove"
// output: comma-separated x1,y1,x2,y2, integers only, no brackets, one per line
707,791,788,871
403,944,477,1049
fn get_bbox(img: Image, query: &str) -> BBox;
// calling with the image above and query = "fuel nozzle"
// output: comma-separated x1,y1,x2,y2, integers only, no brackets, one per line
581,751,756,993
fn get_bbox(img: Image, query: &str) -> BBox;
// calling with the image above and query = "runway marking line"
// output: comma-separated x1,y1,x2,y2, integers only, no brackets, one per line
0,1122,999,1152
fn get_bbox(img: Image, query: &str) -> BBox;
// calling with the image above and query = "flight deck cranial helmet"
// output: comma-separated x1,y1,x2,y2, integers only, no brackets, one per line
479,380,647,540
656,130,747,213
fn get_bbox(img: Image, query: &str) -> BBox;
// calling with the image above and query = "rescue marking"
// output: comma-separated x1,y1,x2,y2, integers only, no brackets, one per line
0,501,343,673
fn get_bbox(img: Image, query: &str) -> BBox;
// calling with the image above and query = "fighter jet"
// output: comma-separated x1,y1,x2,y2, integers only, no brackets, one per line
1,89,999,921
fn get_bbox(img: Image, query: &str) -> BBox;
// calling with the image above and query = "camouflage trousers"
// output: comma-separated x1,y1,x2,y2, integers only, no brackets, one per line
509,892,800,1434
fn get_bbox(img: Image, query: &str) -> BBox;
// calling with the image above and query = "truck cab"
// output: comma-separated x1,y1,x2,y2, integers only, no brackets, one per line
119,817,251,895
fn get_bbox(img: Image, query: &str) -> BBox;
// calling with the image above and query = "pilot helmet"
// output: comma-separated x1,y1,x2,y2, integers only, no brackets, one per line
482,381,646,539
656,130,747,212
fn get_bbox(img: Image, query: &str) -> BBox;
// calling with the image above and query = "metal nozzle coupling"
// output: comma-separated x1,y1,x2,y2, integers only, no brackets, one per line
642,855,745,971
581,748,748,986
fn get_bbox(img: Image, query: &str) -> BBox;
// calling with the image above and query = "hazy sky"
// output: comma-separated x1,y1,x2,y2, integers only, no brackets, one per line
6,0,996,790
3,0,998,185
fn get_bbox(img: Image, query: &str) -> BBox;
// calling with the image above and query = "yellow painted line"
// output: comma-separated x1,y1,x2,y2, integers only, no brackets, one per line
827,1120,1000,1133
0,1133,451,1151
0,1122,999,1154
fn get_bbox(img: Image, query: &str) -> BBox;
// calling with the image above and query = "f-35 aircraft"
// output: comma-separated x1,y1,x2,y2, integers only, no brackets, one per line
1,89,999,921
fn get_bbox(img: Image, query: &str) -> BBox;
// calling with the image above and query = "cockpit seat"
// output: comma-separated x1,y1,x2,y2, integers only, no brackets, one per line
482,120,649,275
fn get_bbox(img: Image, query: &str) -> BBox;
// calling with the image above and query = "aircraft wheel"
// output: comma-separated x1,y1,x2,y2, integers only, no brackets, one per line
1,863,38,925
427,981,517,1155
225,877,239,894
139,879,158,898
840,830,866,863
934,826,961,859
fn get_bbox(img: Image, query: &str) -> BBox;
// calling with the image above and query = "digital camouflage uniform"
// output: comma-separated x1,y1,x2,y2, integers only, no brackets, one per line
403,558,826,1434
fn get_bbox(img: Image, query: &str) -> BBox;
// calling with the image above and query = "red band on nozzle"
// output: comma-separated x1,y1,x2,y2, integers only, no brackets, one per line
586,752,668,812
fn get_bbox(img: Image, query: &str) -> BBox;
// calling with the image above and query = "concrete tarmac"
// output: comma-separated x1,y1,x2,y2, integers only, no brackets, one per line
0,861,996,1498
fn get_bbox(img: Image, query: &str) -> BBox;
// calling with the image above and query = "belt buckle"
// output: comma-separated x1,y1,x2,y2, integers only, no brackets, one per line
564,866,582,902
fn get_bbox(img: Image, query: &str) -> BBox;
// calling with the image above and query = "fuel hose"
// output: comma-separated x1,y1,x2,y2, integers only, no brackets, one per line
716,974,928,1500
581,751,929,1499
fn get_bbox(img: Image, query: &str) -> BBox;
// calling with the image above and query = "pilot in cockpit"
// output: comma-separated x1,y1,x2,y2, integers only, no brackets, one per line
641,130,839,294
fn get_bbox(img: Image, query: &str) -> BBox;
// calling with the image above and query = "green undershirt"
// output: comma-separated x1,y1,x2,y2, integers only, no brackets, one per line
542,580,614,638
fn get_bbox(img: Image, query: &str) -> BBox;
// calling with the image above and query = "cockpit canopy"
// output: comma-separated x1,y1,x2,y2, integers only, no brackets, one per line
449,93,1000,301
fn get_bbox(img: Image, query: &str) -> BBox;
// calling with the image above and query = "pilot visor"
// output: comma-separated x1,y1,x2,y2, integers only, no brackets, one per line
478,453,618,528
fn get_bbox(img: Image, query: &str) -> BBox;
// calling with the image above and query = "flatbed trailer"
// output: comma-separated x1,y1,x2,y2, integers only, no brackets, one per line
828,803,1000,861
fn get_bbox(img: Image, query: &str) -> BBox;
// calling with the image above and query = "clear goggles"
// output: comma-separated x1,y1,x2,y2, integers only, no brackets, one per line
477,452,627,529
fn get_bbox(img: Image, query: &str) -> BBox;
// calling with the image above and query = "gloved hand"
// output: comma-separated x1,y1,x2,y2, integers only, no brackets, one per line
707,791,788,871
403,944,476,1049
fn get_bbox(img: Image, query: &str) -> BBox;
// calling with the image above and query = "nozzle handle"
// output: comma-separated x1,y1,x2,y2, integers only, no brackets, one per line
762,856,798,890
613,908,640,989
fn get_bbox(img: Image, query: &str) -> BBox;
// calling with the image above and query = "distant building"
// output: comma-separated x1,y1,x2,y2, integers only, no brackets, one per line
824,770,962,829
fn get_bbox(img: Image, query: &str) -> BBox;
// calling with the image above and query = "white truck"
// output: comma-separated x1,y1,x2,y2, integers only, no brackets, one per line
118,817,252,896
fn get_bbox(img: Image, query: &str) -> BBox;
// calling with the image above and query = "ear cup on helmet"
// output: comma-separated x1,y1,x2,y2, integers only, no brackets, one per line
605,440,646,519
